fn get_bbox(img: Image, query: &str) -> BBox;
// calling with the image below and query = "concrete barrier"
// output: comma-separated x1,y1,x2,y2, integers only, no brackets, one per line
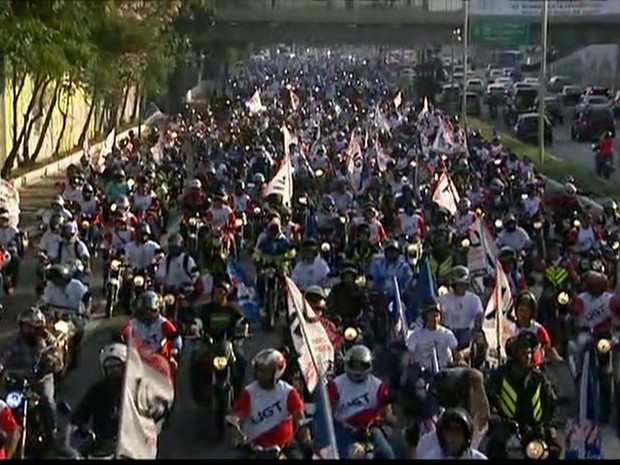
12,126,140,190
543,177,604,218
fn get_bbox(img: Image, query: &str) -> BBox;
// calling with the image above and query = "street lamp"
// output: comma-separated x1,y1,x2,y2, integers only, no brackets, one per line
461,0,470,125
538,0,550,165
451,27,462,88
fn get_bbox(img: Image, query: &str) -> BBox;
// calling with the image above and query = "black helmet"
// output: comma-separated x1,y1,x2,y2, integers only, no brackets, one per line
47,264,71,283
436,407,474,458
49,213,64,230
138,290,162,313
506,331,538,359
168,233,184,248
515,290,538,315
135,222,152,237
385,240,400,252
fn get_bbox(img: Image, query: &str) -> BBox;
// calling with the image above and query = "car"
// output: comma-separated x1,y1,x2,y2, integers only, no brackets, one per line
547,75,573,94
584,86,612,99
523,77,540,86
494,77,513,88
612,90,620,118
464,91,482,117
570,107,615,141
533,95,564,125
485,83,507,104
513,113,553,145
502,67,515,77
466,78,485,95
561,85,583,106
452,72,464,84
575,94,611,114
488,68,504,81
506,82,533,99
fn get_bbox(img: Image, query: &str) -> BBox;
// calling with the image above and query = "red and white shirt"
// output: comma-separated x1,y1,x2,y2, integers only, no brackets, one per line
0,400,17,459
328,374,389,429
396,213,426,238
206,205,236,232
234,380,304,448
573,291,620,333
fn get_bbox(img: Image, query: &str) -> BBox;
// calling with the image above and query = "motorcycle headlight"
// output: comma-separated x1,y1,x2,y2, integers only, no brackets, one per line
355,276,367,287
461,238,470,248
533,221,543,230
321,242,331,253
5,391,23,409
613,241,620,251
188,218,198,227
344,327,358,341
573,219,581,228
494,219,503,229
235,218,244,228
163,294,175,306
597,338,612,354
53,320,71,334
521,193,528,200
315,169,324,178
525,439,548,460
133,276,145,287
81,220,90,229
298,196,308,206
557,291,570,306
110,203,117,212
438,286,449,296
407,243,419,254
110,259,122,271
213,356,228,370
339,216,347,224
253,207,262,215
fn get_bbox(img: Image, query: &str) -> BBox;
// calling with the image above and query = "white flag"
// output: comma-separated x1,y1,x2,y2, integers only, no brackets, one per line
102,127,116,155
263,155,293,208
246,90,265,114
432,171,460,215
432,120,455,152
393,91,402,110
289,89,300,111
285,277,335,393
346,133,363,193
467,217,500,279
117,331,175,459
281,123,298,157
0,180,20,228
375,140,391,172
483,262,516,363
144,108,166,126
417,97,429,121
374,105,391,133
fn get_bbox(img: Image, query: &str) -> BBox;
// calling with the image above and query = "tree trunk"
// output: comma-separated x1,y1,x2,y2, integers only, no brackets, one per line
96,99,107,136
1,76,45,178
78,94,97,149
119,85,130,125
31,80,62,162
11,69,26,147
53,91,72,156
131,82,140,121
21,78,52,164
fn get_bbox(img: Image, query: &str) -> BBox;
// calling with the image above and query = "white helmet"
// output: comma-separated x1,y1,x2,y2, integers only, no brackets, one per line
99,343,127,372
252,348,287,383
188,178,202,189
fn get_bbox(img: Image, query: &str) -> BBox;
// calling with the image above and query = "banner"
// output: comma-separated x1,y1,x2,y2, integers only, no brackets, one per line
470,0,620,17
117,330,175,459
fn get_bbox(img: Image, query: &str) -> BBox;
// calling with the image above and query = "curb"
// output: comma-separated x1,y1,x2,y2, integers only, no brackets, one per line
12,126,140,190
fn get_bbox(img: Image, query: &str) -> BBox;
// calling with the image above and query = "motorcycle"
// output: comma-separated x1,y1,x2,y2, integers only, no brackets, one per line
400,364,438,449
124,267,153,312
483,419,554,459
162,285,194,332
261,267,281,331
42,303,86,373
105,258,125,318
78,213,100,254
225,416,288,459
190,320,248,441
185,214,205,258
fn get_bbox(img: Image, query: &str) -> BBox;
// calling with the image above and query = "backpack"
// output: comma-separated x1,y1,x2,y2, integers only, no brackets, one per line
165,253,192,280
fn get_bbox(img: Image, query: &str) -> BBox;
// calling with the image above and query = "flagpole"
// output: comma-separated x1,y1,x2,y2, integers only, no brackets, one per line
461,0,470,125
538,0,549,165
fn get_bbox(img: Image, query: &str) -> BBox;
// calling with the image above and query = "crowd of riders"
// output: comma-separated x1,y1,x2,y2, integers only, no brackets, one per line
0,48,617,459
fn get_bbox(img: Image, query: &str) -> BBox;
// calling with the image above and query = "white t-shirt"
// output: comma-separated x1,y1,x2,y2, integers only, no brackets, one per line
439,291,484,331
291,257,331,290
42,279,88,312
52,239,90,264
123,240,161,270
416,431,488,460
406,326,458,371
496,227,531,252
155,253,197,289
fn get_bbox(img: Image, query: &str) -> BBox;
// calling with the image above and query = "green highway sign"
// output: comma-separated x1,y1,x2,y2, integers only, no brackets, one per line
471,20,530,44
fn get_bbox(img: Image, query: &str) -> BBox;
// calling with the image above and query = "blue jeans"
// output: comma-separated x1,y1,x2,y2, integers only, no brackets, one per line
334,422,396,459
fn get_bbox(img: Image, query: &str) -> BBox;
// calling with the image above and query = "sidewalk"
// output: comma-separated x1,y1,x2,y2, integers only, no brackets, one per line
20,175,62,233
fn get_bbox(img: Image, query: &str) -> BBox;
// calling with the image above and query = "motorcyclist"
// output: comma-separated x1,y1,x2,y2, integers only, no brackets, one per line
231,180,252,215
361,205,387,245
130,176,157,215
280,208,301,244
428,227,459,285
0,308,63,439
52,222,91,273
546,182,582,236
369,239,413,299
78,184,99,216
37,196,73,226
572,270,620,334
198,279,248,396
402,302,460,373
327,345,397,459
327,261,370,325
0,208,22,292
485,332,561,459
596,130,614,176
497,246,527,297
396,201,426,238
454,198,476,237
70,343,126,448
303,286,343,347
182,178,208,217
332,179,354,212
123,223,163,272
103,211,134,257
316,194,340,234
513,290,563,365
439,266,484,349
104,169,130,202
41,264,91,317
567,210,602,254
62,174,85,204
600,199,620,233
227,349,311,458
347,223,379,271
120,291,182,369
496,213,532,254
155,234,200,294
415,408,488,459
291,238,331,291
206,190,236,233
38,213,64,258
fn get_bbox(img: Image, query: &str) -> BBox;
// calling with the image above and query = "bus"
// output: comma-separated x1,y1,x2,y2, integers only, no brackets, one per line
493,50,524,69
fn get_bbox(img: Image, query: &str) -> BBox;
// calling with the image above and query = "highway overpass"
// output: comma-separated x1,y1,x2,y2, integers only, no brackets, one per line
211,0,620,48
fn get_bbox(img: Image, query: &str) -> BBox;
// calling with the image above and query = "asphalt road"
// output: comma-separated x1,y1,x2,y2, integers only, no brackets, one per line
11,172,620,458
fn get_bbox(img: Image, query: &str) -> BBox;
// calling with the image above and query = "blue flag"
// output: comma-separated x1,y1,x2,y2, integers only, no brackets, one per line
405,259,437,324
311,380,339,459
226,260,261,324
